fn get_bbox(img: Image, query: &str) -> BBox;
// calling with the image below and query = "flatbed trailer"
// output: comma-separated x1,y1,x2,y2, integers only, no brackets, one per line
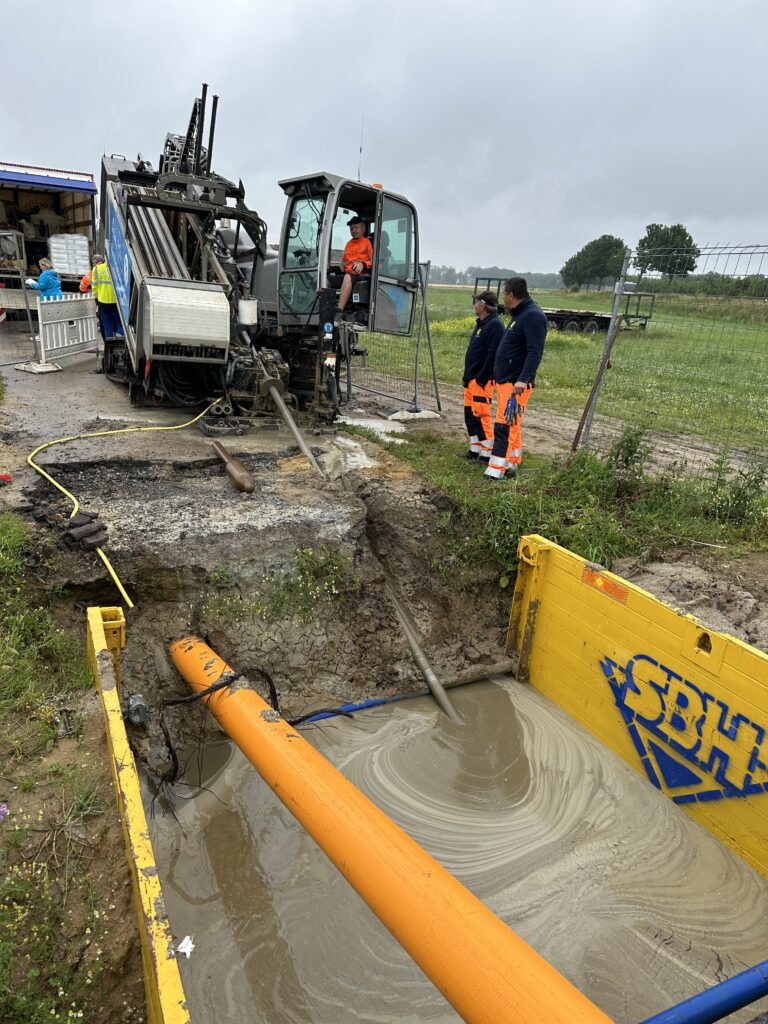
473,276,655,332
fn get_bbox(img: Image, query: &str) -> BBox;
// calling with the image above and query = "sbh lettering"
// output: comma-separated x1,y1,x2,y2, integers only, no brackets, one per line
601,653,768,796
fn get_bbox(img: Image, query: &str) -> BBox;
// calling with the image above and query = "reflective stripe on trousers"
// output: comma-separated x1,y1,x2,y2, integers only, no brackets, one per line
463,380,495,453
486,382,533,476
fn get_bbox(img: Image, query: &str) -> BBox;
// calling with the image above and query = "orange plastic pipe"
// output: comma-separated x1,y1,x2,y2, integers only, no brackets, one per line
170,637,614,1024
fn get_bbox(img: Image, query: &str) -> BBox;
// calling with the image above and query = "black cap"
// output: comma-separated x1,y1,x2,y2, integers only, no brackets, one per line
473,290,498,308
347,215,365,226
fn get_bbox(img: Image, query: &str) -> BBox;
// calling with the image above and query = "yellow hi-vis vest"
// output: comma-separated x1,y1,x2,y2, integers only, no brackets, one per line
91,261,117,305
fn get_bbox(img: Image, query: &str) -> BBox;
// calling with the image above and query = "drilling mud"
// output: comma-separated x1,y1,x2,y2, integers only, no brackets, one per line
147,678,768,1023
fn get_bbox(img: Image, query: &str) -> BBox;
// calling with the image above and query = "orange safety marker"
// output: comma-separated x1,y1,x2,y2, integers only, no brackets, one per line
170,636,614,1024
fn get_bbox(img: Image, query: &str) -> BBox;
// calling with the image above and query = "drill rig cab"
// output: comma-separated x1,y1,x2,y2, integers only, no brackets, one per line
99,88,421,423
276,173,418,336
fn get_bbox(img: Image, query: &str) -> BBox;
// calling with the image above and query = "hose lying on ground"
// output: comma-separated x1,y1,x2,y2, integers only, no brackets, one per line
26,402,217,609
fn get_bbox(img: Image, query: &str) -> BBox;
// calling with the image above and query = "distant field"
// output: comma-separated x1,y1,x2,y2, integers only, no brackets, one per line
361,285,768,451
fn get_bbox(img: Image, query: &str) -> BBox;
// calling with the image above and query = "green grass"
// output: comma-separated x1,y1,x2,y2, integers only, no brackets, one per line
360,285,768,452
203,544,361,626
0,512,121,1022
0,514,90,724
358,426,768,580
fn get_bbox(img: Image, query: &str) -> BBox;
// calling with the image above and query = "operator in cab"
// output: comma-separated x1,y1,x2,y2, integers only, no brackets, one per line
335,216,372,322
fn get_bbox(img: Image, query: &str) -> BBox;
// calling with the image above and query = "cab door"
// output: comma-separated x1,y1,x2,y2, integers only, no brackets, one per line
371,193,419,335
278,191,327,323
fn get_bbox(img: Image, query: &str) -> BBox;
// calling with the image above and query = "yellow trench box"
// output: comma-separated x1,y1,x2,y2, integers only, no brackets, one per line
507,535,768,879
86,607,190,1024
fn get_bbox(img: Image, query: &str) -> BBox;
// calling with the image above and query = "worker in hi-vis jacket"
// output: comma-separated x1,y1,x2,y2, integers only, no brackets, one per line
90,255,123,340
461,290,504,461
484,276,547,481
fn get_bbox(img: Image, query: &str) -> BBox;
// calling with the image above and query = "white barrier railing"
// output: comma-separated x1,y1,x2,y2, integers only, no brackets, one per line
37,294,99,363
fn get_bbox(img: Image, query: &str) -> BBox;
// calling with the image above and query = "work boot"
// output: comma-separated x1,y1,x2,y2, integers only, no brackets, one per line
458,450,479,460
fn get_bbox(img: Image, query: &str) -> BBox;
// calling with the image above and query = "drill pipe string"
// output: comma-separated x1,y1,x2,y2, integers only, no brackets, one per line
26,402,218,610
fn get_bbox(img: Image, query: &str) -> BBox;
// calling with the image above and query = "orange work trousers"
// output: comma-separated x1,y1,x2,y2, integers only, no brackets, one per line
462,379,495,458
484,383,533,478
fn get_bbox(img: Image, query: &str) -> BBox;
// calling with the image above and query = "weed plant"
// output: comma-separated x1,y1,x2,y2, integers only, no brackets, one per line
362,426,768,583
203,544,361,625
0,514,89,724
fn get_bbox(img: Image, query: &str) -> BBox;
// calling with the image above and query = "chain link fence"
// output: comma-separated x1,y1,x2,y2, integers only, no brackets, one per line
341,263,442,411
576,244,768,474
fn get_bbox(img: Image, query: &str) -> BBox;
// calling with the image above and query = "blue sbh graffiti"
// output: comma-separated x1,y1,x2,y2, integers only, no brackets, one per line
600,653,768,803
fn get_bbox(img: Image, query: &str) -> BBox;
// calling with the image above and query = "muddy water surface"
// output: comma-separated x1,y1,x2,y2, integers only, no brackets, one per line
148,679,768,1023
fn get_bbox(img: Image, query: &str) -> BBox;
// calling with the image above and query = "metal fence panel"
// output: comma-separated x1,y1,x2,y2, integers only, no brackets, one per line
38,294,99,362
579,244,768,473
341,263,441,411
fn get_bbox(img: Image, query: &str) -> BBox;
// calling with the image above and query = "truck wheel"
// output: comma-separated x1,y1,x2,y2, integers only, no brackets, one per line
563,319,582,333
583,319,600,335
546,318,560,331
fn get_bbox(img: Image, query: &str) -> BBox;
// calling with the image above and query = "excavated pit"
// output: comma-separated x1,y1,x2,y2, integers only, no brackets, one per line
26,436,506,778
17,431,768,1023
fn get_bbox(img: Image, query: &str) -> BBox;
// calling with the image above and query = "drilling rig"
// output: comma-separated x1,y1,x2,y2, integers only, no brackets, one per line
99,85,420,425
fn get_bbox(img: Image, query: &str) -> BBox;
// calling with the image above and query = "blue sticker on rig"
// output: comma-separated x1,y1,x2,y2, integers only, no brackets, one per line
600,653,768,802
324,322,333,333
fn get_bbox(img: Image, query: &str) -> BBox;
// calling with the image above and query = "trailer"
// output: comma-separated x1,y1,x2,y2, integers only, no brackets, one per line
0,162,96,309
473,276,655,332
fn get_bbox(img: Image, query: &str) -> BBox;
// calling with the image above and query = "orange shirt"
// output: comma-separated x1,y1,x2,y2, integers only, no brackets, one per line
343,236,373,274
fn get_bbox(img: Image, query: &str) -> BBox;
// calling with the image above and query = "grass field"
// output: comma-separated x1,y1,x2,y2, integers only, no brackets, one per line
363,284,768,452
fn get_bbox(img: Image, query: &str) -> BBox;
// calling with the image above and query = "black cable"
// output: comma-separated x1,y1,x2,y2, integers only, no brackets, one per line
288,707,355,726
163,672,244,707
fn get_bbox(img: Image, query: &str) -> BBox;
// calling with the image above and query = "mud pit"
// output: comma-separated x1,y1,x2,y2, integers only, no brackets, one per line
149,679,768,1023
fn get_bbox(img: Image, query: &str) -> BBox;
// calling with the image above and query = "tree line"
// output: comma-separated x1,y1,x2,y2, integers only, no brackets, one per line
436,224,766,296
429,265,562,289
560,224,700,289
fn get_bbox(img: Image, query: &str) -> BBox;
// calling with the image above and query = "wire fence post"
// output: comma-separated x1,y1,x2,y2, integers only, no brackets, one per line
412,261,429,411
575,247,631,449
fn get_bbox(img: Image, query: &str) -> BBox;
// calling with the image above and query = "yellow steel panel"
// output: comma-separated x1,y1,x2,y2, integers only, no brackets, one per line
531,595,768,766
531,569,768,732
87,608,190,1023
508,536,768,879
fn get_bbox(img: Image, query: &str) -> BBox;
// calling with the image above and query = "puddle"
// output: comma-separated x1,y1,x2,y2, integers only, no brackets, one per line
147,679,768,1022
338,416,408,444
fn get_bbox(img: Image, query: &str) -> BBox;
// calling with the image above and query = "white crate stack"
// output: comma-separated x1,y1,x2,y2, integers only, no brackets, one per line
48,233,91,276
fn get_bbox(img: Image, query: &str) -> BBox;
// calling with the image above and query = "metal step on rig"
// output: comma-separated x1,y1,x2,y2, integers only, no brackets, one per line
99,83,424,434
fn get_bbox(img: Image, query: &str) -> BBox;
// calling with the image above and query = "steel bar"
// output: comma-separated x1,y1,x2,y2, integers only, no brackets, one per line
387,584,461,723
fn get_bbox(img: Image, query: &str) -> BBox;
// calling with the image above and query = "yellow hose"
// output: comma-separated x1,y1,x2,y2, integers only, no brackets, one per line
27,402,217,610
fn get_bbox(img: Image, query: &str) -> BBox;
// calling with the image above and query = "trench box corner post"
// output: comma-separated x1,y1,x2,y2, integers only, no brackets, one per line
86,607,190,1024
506,535,768,879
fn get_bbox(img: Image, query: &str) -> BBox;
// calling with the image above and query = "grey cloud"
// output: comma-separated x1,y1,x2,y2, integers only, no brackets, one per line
4,0,767,270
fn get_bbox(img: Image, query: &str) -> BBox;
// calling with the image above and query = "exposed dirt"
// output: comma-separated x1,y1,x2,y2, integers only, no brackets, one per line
615,549,768,653
23,440,507,780
2,349,768,1020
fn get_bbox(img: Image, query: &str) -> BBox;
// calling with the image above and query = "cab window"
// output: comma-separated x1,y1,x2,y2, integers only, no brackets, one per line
283,194,326,269
378,197,416,280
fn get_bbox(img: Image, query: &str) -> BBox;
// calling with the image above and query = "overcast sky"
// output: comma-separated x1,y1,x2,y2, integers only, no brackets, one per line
4,0,767,271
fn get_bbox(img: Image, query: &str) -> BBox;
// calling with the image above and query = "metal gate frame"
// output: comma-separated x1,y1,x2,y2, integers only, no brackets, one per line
36,293,99,364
